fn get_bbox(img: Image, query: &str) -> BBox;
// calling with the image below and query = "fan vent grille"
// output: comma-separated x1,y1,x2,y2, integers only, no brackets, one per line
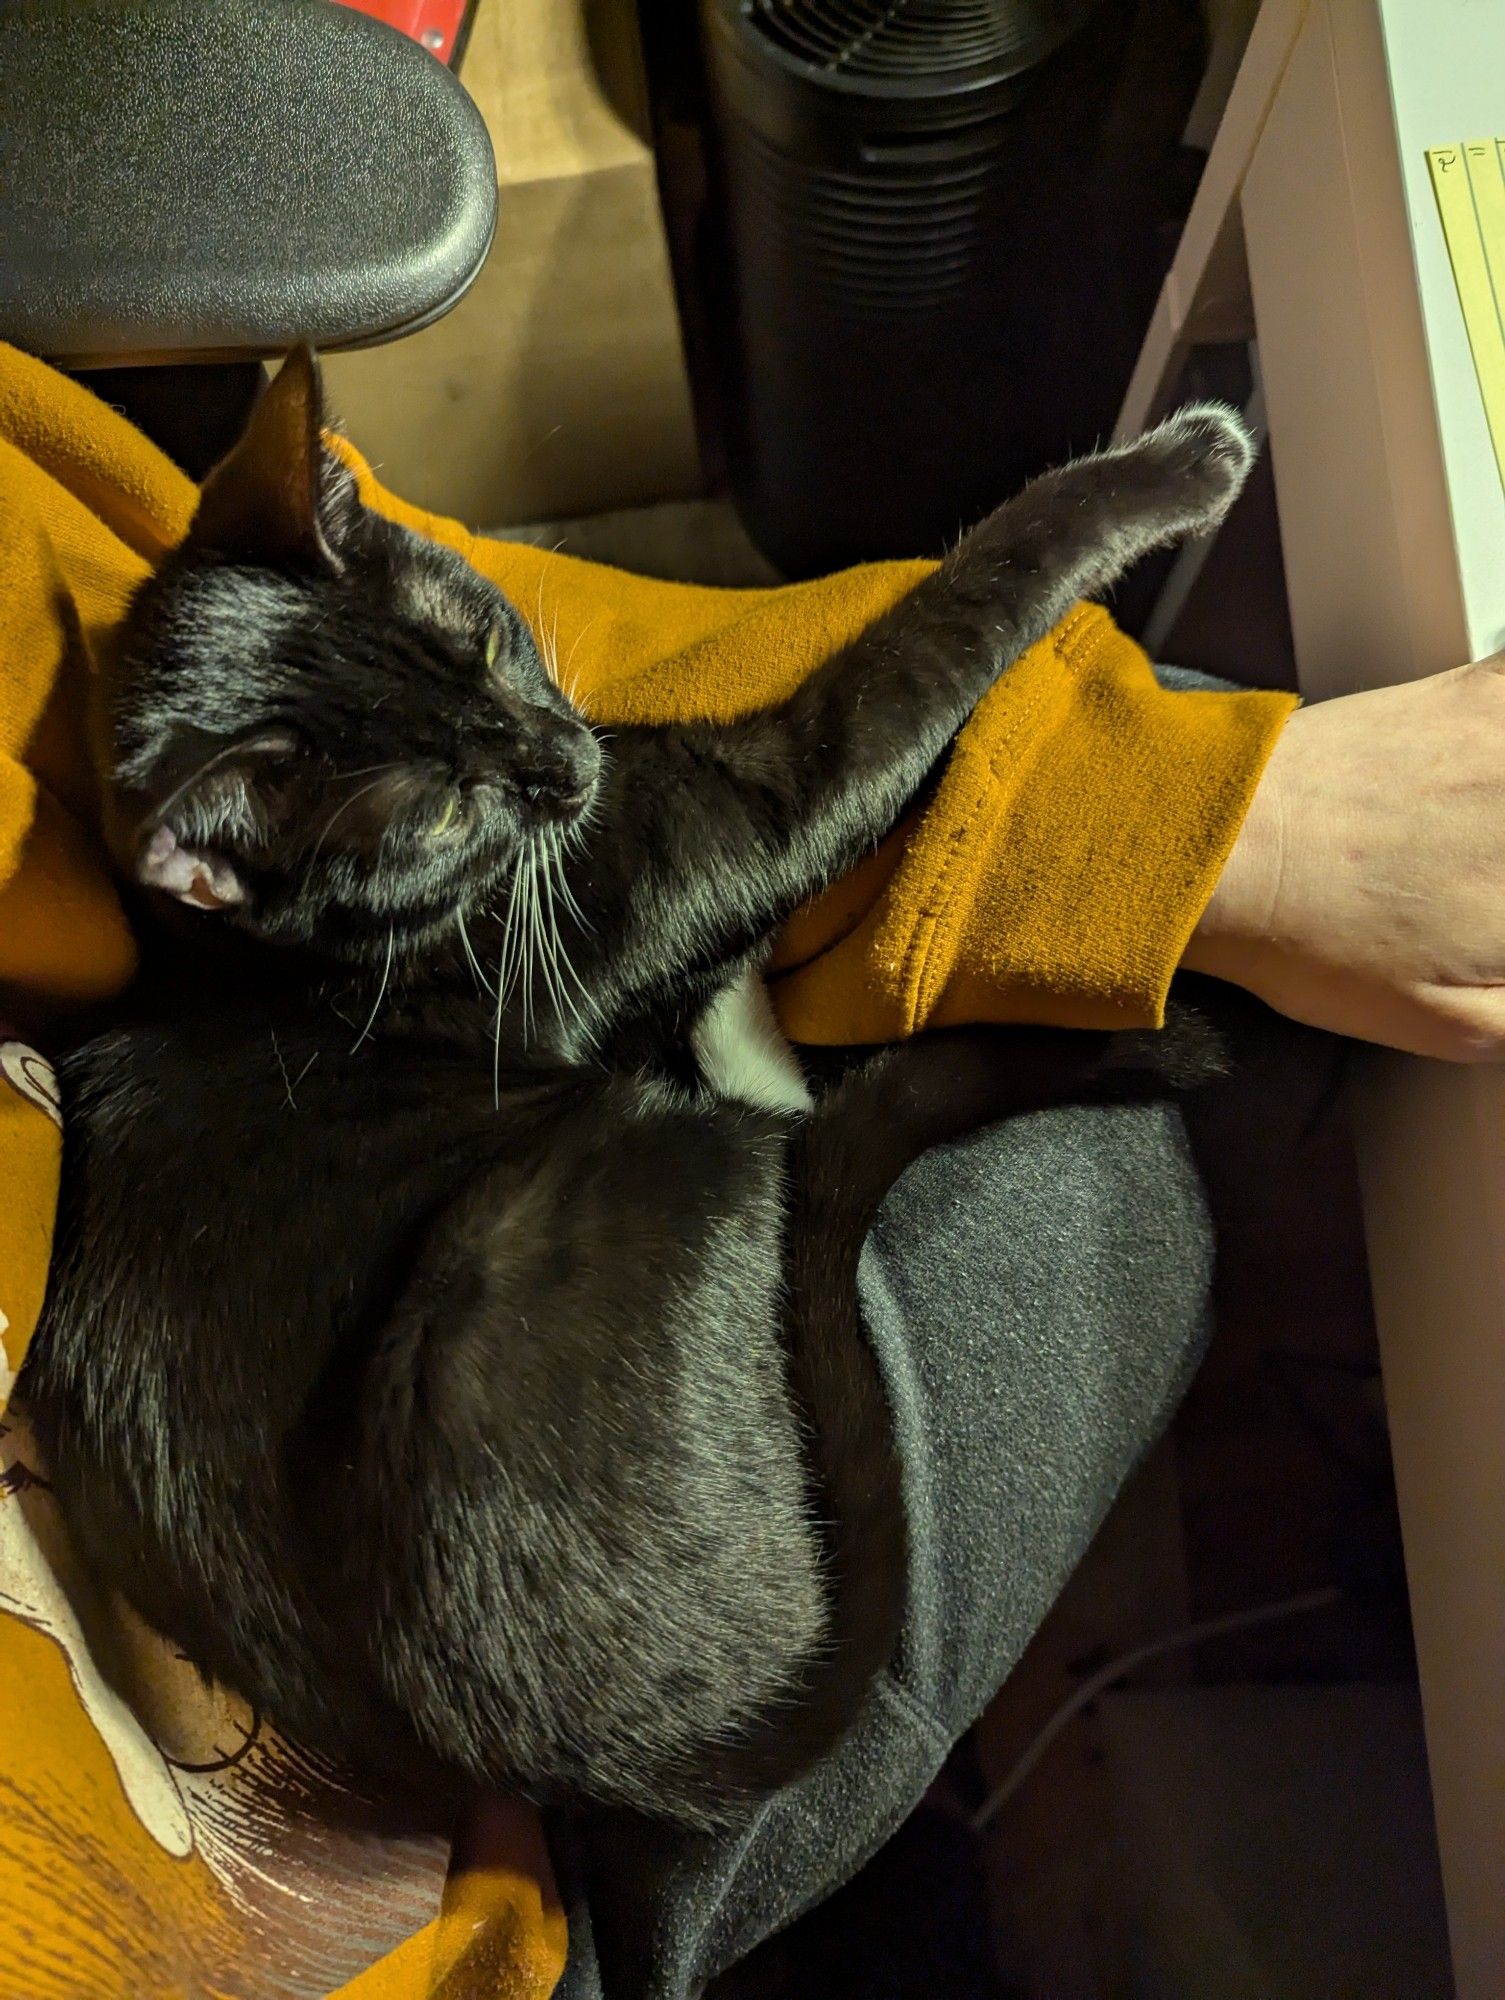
746,0,1075,85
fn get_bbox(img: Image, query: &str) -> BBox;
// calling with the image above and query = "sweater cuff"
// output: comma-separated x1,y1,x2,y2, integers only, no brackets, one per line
771,607,1297,1043
915,609,1299,1031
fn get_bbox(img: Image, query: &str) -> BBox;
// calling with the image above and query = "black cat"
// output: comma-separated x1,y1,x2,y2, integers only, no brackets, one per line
22,352,1249,1827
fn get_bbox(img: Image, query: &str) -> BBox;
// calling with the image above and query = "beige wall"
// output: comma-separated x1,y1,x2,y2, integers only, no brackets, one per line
324,0,702,527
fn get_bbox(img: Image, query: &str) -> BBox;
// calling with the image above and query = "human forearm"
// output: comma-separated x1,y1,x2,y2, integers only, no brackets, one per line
1184,659,1505,1062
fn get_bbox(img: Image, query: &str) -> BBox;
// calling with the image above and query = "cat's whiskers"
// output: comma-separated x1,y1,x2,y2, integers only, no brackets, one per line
554,812,600,981
310,769,403,863
530,578,596,714
494,888,524,1112
485,823,593,1093
555,916,593,1040
456,906,495,998
334,761,407,783
535,833,591,1042
559,618,595,708
551,820,594,933
534,839,562,1028
350,926,395,1053
492,923,507,1109
491,859,528,1102
532,574,558,687
495,861,525,1004
491,840,534,1097
504,866,529,999
522,841,542,1047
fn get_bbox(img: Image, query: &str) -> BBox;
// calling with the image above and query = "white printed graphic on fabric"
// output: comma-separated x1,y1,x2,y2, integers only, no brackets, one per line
0,1041,62,1128
0,1407,195,1855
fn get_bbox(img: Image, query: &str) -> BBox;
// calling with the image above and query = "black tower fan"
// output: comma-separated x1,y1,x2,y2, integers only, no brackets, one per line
700,0,1205,576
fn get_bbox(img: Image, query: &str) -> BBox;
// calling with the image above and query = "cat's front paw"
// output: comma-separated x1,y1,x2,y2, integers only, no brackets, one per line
1136,401,1256,528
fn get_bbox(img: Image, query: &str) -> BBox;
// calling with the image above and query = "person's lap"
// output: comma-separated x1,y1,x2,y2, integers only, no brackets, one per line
555,1091,1216,1999
556,670,1340,1999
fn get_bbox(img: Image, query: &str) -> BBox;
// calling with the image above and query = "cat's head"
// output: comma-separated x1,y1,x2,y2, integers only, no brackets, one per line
107,347,601,966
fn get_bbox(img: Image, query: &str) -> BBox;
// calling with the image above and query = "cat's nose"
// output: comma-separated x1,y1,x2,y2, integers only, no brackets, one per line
517,731,601,812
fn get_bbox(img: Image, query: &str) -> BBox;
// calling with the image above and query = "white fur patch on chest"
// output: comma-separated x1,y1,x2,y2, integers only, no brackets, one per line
692,969,813,1114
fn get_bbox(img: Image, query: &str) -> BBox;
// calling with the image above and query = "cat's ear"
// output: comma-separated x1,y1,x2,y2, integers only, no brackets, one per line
186,346,349,572
132,729,298,913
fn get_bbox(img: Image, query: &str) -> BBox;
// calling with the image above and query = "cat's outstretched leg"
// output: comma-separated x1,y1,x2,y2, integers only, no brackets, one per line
566,407,1254,1021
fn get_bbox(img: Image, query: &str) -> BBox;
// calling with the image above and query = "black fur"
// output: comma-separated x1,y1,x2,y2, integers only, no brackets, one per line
21,351,1249,1826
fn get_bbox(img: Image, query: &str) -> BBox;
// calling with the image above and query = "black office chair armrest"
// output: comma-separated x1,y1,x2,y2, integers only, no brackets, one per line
0,0,497,367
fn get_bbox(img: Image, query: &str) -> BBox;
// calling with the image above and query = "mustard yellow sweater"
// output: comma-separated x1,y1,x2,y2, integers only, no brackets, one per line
0,343,1295,2000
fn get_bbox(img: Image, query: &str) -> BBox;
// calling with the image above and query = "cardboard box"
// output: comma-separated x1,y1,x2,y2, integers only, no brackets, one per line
323,0,702,526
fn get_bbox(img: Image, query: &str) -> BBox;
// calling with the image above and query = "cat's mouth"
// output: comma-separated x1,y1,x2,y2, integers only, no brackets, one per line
511,781,595,826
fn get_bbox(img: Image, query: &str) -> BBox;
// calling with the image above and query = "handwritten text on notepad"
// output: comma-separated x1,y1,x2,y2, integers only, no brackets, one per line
1429,141,1505,491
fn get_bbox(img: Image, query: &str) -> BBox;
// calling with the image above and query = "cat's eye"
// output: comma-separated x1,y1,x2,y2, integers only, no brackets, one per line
430,796,460,837
484,624,505,672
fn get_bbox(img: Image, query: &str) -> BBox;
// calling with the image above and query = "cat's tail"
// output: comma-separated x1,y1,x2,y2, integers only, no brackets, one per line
804,1004,1224,1208
736,1007,1222,1790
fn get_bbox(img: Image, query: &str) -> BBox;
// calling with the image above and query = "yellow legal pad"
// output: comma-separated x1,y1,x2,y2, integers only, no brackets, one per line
1429,140,1505,490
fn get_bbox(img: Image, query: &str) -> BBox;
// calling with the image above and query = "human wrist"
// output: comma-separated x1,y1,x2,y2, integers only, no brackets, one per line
1181,707,1294,984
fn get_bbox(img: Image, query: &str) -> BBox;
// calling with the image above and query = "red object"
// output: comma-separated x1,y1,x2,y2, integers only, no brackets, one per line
332,0,471,66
